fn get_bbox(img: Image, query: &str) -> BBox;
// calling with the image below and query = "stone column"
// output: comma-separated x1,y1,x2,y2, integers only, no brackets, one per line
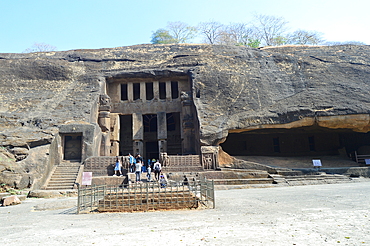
158,140,167,154
98,94,112,156
140,82,146,102
132,113,143,155
98,113,110,156
157,112,167,153
181,91,195,154
110,113,120,156
166,81,172,100
127,82,133,102
153,81,159,100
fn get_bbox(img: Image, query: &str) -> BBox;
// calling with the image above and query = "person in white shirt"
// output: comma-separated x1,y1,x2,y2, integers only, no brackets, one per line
153,160,161,181
135,161,142,182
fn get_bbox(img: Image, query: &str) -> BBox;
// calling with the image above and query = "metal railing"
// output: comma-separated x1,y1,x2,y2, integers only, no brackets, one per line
76,179,215,214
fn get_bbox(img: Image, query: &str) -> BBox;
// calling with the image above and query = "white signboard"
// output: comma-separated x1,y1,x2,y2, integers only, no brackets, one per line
365,159,370,165
81,172,93,186
312,159,322,167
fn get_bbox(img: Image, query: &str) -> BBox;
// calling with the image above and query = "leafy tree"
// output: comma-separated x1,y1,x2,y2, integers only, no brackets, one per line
23,42,57,53
246,38,261,48
270,35,289,46
252,14,289,46
288,30,323,45
197,21,224,44
151,29,178,44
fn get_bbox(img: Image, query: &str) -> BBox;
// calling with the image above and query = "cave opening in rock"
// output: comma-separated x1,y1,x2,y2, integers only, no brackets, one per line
220,126,370,159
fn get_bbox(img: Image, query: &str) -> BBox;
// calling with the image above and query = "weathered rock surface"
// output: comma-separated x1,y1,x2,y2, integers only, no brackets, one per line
2,195,21,206
1,44,370,188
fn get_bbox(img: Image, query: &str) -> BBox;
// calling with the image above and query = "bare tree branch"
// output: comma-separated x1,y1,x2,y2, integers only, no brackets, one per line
198,21,224,44
23,42,57,53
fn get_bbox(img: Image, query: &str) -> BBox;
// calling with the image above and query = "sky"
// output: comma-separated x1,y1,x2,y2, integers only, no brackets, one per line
1,0,369,53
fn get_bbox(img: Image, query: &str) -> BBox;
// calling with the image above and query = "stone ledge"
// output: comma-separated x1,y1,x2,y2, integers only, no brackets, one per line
28,189,78,198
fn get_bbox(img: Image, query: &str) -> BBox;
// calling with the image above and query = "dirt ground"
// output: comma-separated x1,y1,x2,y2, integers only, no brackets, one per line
1,181,370,246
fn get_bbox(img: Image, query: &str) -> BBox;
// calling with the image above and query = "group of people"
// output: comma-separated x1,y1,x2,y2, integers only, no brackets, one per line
113,153,166,185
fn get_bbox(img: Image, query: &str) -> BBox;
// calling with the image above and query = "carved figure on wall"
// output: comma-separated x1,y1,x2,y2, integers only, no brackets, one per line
180,91,192,106
99,94,111,111
160,152,169,167
121,156,130,169
202,153,214,170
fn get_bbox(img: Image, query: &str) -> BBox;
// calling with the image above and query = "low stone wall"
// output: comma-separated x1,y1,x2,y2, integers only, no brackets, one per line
297,167,370,178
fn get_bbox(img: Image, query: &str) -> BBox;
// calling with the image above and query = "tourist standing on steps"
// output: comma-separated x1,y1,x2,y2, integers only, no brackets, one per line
135,160,142,182
135,154,143,166
129,153,135,173
146,164,152,182
153,160,162,181
113,156,123,176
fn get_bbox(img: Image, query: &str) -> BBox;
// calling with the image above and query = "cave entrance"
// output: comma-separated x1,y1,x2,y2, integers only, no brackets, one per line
220,126,370,158
145,141,159,161
119,115,133,156
63,133,82,161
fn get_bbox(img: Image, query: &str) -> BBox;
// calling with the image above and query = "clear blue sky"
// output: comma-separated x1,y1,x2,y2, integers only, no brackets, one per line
1,0,369,53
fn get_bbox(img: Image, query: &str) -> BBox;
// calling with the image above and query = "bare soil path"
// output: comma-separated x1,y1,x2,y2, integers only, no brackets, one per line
1,182,370,245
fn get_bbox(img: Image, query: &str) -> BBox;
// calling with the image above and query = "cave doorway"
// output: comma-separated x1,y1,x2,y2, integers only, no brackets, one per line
119,115,133,156
146,141,159,161
63,133,82,161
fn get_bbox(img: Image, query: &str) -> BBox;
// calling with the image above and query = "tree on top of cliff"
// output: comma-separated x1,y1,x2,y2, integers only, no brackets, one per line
288,30,324,45
252,14,289,46
151,29,178,44
23,42,57,53
151,22,197,44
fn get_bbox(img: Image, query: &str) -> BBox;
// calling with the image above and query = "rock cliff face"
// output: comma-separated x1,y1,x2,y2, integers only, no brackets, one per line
1,44,370,188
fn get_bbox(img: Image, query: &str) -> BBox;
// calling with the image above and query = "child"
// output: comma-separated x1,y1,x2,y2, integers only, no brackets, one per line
160,174,167,188
146,165,152,182
113,156,123,176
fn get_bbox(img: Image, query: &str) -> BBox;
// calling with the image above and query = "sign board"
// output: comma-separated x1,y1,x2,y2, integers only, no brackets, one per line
81,172,93,186
312,159,322,167
365,159,370,165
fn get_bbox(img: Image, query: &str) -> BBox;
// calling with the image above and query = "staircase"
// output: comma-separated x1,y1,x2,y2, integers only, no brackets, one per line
275,173,354,186
44,161,81,190
199,169,275,186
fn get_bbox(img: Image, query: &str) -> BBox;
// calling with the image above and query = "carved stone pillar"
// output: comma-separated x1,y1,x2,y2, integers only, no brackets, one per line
158,140,167,154
157,112,167,153
127,82,133,102
132,113,143,155
110,113,120,156
133,140,143,156
98,94,112,156
181,91,195,154
140,82,146,102
157,112,167,139
166,81,171,100
153,81,159,100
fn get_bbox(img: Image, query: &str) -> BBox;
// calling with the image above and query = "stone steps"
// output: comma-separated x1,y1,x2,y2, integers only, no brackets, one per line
44,161,81,190
162,166,204,173
213,178,274,185
270,173,354,186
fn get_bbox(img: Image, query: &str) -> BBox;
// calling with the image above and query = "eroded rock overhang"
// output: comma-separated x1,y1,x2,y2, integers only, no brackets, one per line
228,114,370,135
